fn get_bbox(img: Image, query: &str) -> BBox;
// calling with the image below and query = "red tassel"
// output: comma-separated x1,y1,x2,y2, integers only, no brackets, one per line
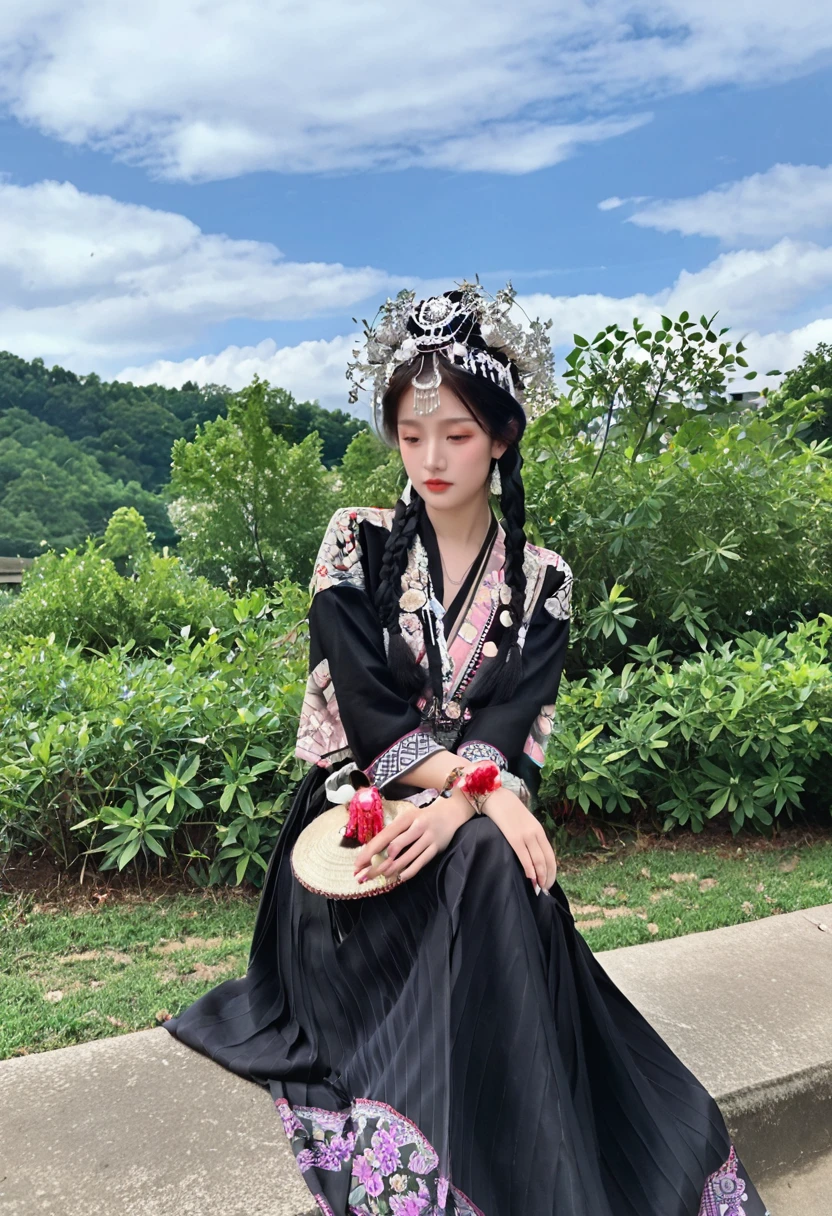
460,761,501,798
344,786,385,844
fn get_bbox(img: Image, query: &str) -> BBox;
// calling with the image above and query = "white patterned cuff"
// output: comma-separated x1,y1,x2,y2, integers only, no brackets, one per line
364,727,445,789
456,740,508,770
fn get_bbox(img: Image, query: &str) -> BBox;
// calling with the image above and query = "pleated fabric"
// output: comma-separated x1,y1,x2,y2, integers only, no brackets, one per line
165,764,772,1216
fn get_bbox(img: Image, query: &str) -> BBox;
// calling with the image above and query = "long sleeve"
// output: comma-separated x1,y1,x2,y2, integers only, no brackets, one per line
453,561,572,797
298,507,445,787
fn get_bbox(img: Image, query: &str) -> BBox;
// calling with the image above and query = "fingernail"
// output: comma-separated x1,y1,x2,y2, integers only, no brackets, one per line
533,882,541,896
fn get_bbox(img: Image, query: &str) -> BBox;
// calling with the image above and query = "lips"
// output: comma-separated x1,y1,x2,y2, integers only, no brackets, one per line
424,480,451,488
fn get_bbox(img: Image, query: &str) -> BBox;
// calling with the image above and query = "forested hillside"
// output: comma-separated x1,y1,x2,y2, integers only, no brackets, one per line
0,352,365,557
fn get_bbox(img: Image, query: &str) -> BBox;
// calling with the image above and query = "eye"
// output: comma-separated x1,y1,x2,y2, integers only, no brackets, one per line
401,436,419,444
449,433,471,441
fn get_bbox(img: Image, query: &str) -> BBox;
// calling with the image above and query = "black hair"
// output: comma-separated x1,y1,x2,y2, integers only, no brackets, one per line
373,354,529,711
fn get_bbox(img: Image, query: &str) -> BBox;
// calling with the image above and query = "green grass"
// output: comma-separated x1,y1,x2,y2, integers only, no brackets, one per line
0,892,254,1061
558,841,832,951
2,841,831,1061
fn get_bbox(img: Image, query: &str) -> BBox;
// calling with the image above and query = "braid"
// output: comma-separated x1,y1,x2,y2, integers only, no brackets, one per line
459,446,528,710
373,489,429,699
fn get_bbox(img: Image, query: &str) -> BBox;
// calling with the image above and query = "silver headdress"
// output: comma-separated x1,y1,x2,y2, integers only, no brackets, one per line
346,279,555,428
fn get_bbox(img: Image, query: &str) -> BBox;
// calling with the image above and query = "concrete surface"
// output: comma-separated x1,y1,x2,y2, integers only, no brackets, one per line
761,1150,832,1215
0,1028,316,1216
1,902,831,1215
596,901,832,1180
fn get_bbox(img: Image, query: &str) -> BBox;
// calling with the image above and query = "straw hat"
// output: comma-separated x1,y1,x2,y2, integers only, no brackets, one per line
291,794,415,900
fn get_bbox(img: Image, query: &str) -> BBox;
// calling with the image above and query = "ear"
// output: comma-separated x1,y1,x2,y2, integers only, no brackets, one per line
491,437,509,460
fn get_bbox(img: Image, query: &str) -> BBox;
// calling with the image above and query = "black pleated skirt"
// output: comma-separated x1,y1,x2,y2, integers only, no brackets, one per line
164,764,771,1216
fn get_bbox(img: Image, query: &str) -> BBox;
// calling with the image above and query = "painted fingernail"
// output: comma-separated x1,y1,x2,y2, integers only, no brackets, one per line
533,882,541,896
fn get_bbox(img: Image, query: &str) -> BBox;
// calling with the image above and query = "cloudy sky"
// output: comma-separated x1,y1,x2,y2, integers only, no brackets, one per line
1,0,831,415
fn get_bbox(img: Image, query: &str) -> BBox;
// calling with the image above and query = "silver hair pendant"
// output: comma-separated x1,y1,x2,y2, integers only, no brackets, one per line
412,351,443,414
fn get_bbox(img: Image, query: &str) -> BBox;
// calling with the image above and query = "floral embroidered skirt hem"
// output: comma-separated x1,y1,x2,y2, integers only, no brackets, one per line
164,765,772,1216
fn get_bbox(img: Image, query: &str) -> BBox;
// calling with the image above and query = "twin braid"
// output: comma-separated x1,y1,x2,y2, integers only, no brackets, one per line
373,491,428,699
374,450,529,709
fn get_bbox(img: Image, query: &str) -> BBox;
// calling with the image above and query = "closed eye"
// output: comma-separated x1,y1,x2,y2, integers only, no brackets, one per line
401,434,472,443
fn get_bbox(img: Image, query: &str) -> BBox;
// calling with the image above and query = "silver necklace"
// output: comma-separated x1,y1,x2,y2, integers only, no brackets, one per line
439,524,491,586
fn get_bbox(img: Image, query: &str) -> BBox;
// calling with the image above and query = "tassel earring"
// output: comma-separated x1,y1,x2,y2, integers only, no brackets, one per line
490,462,502,496
400,477,413,505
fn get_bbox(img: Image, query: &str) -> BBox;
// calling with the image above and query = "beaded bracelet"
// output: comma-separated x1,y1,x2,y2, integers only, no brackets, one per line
438,765,467,799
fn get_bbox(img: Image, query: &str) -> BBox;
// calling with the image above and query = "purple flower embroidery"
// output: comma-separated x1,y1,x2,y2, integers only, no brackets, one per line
372,1126,403,1174
315,1143,345,1172
277,1096,480,1215
365,1169,385,1198
408,1149,431,1175
390,1192,429,1215
353,1154,376,1187
331,1132,356,1162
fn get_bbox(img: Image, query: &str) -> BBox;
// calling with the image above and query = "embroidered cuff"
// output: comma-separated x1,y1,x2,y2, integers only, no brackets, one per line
364,727,445,789
456,740,508,770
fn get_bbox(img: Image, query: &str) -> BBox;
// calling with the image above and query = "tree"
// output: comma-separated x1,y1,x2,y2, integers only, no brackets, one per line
778,342,832,445
167,377,334,588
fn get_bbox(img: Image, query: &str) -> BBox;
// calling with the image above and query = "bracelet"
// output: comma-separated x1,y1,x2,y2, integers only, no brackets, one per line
456,761,502,815
438,765,467,798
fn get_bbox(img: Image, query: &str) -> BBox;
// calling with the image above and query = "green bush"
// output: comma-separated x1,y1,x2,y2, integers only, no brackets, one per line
0,535,231,652
539,616,832,834
0,582,310,886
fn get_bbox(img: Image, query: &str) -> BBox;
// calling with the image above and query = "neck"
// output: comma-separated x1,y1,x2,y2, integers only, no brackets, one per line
423,493,493,546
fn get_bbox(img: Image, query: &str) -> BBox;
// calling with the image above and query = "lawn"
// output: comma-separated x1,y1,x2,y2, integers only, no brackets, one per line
2,832,831,1061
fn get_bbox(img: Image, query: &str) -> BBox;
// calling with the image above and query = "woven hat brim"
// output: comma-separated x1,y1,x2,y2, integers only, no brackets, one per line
290,799,414,900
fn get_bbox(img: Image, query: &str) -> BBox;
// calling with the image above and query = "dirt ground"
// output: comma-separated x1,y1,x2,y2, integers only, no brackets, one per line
3,813,829,914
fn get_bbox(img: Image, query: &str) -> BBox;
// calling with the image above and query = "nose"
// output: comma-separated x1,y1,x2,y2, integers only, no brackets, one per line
424,435,446,472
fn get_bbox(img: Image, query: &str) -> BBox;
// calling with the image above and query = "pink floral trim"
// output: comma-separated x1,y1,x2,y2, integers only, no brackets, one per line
275,1095,485,1214
698,1143,769,1216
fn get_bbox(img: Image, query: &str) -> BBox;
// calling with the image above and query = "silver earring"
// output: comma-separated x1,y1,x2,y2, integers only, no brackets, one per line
412,351,442,415
490,463,502,496
400,477,413,505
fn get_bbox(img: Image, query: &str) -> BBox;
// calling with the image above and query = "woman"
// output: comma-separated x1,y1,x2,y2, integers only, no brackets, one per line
165,285,771,1216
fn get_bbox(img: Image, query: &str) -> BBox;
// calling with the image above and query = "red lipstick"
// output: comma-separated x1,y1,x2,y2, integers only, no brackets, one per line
424,479,451,492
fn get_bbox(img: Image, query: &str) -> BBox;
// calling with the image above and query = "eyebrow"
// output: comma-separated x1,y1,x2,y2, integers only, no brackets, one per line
398,416,475,427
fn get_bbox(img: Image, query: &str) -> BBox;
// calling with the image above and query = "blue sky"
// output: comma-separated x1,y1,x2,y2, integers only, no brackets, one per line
1,1,831,417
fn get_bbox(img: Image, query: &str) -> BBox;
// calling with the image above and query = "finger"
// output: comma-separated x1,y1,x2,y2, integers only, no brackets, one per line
527,837,548,892
353,814,414,871
358,828,424,881
544,837,558,890
385,821,423,861
518,843,536,884
398,841,438,882
381,835,432,879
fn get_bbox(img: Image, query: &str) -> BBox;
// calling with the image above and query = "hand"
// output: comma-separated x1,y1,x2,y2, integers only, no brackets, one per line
482,786,558,892
352,797,468,885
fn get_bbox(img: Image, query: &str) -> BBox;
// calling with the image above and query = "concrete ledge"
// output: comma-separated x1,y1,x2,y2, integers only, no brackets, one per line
1,903,831,1215
595,901,832,1181
0,1027,317,1216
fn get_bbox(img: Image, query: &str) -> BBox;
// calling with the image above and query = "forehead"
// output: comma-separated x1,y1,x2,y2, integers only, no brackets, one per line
396,384,479,427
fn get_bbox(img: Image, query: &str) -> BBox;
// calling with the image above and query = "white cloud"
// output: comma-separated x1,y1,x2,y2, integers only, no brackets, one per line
0,178,398,364
630,163,832,243
0,1,830,179
739,318,832,390
118,241,832,410
421,116,651,174
117,334,364,415
598,195,649,211
518,239,832,344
